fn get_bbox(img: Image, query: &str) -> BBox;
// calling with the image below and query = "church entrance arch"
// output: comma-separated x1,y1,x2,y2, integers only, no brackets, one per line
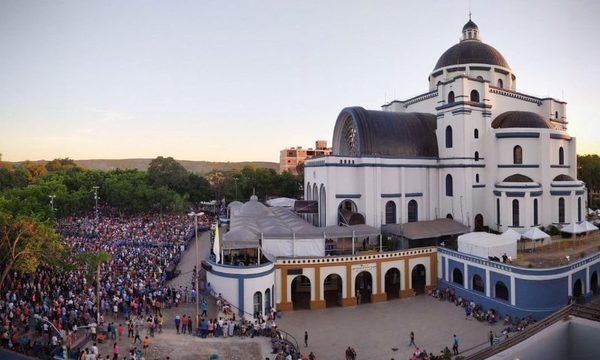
323,274,343,307
384,268,401,300
411,264,426,295
355,271,372,304
592,271,599,295
474,214,484,231
573,279,583,303
339,200,357,213
291,275,311,310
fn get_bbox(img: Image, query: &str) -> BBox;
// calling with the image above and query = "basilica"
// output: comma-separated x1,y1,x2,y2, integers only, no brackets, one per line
305,19,585,233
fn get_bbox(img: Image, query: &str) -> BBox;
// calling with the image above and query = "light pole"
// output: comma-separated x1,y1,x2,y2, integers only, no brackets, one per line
49,194,56,212
188,211,204,326
35,314,67,360
92,186,100,220
233,177,239,201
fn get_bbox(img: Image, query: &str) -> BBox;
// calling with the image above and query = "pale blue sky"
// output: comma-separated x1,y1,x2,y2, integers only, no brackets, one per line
1,0,599,162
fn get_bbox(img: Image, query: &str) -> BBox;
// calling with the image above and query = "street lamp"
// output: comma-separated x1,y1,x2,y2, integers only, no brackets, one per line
34,314,67,360
233,177,239,201
188,211,205,326
92,186,100,220
49,194,56,212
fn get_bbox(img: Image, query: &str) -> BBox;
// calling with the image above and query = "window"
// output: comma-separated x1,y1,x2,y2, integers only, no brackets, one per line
496,199,501,226
533,199,538,225
559,147,564,165
445,174,453,196
452,268,463,286
555,111,559,119
477,76,483,80
513,145,523,164
512,199,520,227
474,151,479,161
448,91,455,103
476,174,479,183
495,281,509,301
498,79,503,88
472,275,484,293
474,129,479,139
445,126,453,148
253,291,263,316
558,197,565,223
470,90,480,102
408,200,418,223
578,197,582,222
385,201,396,224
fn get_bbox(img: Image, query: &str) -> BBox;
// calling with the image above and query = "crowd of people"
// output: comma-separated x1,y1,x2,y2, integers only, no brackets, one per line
0,209,212,359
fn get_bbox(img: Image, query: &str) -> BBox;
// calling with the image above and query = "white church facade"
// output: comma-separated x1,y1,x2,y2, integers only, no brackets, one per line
305,19,585,233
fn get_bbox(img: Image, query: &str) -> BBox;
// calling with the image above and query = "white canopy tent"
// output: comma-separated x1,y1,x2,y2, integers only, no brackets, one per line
561,223,586,234
458,232,517,259
502,228,522,241
521,227,550,240
266,197,296,208
579,221,599,232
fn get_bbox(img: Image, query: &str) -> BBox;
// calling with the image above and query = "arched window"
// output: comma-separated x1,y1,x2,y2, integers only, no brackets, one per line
558,197,565,223
445,126,453,148
264,288,271,313
578,197,582,222
470,90,480,102
477,76,483,80
512,199,520,227
559,147,564,165
474,151,479,161
385,201,396,224
498,79,504,88
496,198,501,226
408,200,418,223
476,174,479,183
533,199,538,225
452,268,463,286
495,281,509,301
253,291,263,316
474,129,479,139
445,174,453,196
448,91,455,103
555,111,559,119
472,275,484,293
446,213,454,219
513,145,523,164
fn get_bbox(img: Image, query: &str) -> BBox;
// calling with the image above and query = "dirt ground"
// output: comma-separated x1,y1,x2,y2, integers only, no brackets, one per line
515,232,600,267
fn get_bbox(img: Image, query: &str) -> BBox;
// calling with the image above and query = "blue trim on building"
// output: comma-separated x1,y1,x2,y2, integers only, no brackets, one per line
436,101,492,111
238,277,244,316
381,193,402,198
495,132,540,139
575,190,585,195
335,194,361,199
506,192,525,197
550,165,570,168
305,162,485,169
495,184,540,189
550,133,572,141
405,192,423,197
208,266,275,280
472,184,486,188
452,109,472,115
550,191,571,196
551,184,582,188
439,157,485,160
498,164,540,168
493,191,502,196
530,191,543,197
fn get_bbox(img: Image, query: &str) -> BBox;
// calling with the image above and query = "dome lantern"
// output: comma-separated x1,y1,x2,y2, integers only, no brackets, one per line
461,16,480,41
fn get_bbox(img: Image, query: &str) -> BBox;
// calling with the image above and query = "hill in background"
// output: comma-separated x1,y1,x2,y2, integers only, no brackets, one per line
7,158,279,175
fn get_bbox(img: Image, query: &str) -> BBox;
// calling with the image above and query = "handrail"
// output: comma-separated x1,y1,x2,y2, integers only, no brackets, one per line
463,305,572,360
204,288,301,357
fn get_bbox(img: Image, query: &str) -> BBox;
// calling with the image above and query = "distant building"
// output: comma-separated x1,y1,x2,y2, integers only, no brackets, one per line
279,140,332,174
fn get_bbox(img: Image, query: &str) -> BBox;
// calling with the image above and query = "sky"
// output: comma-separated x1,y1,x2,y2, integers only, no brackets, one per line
1,0,599,163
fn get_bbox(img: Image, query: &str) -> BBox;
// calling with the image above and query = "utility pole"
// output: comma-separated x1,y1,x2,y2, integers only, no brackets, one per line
188,211,204,326
49,194,56,212
92,186,100,221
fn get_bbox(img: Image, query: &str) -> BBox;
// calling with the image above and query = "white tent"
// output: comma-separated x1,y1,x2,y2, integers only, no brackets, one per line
458,232,517,259
502,228,522,241
521,227,550,240
579,221,599,232
561,223,586,234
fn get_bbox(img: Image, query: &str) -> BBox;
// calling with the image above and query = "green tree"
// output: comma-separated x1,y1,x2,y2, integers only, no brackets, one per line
0,212,65,286
45,158,79,173
147,156,190,194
